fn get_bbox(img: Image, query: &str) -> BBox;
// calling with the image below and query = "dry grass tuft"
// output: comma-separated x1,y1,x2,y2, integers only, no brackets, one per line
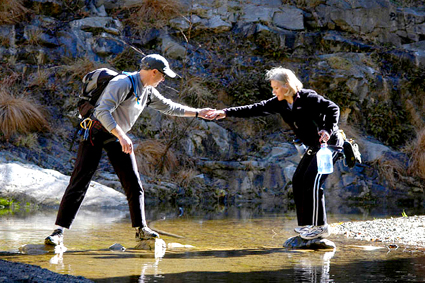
108,47,142,71
13,132,39,149
134,139,178,177
0,0,28,24
175,168,198,188
326,56,353,71
407,128,425,179
405,99,425,130
127,0,184,32
28,68,52,88
0,90,50,139
0,71,21,89
374,156,407,189
180,77,215,108
59,57,109,80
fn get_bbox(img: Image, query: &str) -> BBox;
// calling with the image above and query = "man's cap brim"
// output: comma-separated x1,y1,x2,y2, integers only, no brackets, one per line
163,67,177,78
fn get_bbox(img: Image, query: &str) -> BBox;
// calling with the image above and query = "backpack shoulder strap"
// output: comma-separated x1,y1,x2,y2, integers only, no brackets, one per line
146,87,154,107
122,72,137,102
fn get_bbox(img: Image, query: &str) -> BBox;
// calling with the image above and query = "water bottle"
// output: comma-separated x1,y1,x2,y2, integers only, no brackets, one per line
317,143,333,174
293,139,307,158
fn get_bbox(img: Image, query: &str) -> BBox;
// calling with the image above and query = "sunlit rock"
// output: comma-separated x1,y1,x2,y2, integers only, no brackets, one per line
69,17,123,36
0,161,127,207
272,6,304,30
167,243,195,250
283,236,336,250
109,243,126,252
160,35,186,59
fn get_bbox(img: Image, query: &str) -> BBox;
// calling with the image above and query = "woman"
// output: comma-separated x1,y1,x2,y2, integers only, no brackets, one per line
209,67,343,239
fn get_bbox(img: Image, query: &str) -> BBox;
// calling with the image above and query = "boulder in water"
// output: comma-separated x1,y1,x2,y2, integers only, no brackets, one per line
283,236,336,250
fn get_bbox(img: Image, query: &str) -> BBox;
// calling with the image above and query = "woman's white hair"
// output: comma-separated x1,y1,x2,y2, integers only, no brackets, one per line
265,67,303,94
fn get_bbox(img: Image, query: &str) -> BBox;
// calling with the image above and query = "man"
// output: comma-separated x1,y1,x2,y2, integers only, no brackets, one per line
45,54,214,246
207,67,343,239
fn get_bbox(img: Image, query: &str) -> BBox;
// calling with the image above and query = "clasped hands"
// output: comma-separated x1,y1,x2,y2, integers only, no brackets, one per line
198,109,226,120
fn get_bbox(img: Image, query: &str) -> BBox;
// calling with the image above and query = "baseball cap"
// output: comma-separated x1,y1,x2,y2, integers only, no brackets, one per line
140,54,178,78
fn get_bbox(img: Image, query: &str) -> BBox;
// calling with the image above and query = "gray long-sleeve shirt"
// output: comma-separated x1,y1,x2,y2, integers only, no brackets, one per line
94,71,197,133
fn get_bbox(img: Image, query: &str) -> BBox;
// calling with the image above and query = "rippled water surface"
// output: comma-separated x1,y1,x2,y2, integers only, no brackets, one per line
1,205,425,282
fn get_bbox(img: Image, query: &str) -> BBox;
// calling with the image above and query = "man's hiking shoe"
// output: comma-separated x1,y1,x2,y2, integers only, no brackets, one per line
136,227,159,240
45,229,63,246
300,225,330,240
294,225,313,234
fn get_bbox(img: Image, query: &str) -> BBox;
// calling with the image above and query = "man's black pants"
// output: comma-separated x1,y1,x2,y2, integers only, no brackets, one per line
55,128,147,229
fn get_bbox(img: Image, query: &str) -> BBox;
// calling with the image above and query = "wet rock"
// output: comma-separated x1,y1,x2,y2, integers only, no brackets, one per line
283,236,336,250
134,239,156,250
109,243,126,251
134,238,167,258
18,244,67,255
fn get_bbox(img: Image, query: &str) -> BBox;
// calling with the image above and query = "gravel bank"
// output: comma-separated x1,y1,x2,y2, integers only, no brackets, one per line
332,215,425,249
0,259,94,283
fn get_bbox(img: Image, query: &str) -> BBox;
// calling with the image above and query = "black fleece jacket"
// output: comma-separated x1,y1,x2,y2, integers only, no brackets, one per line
223,89,340,148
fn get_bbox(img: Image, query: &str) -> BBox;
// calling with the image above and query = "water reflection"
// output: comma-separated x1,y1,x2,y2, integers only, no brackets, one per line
126,248,337,283
49,245,66,266
1,205,425,283
139,258,164,283
293,249,335,283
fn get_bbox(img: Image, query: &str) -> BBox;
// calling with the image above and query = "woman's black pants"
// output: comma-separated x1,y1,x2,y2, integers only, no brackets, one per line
292,147,341,227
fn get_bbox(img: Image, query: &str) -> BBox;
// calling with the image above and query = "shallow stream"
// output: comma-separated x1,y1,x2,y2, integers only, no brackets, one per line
1,205,425,282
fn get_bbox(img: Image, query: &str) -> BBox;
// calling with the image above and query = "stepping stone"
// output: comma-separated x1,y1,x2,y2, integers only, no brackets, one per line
109,243,126,251
134,239,156,250
133,238,166,258
19,244,67,255
283,236,336,250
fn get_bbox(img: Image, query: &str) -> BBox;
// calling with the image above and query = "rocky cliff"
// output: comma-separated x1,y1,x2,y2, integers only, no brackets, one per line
1,0,424,211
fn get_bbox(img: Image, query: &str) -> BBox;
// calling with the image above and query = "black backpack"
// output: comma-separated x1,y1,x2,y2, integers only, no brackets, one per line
339,130,362,168
77,68,135,118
